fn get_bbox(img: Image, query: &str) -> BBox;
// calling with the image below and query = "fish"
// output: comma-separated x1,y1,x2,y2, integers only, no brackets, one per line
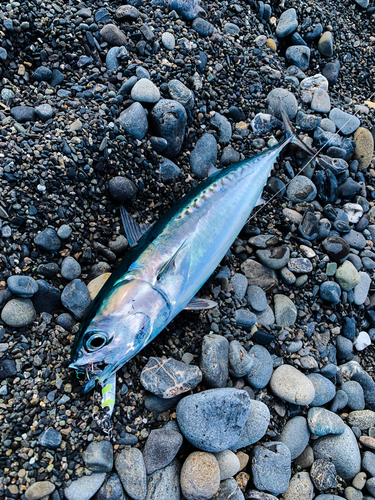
69,109,316,418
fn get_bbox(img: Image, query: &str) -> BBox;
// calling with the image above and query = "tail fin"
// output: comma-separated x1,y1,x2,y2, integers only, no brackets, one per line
280,106,316,157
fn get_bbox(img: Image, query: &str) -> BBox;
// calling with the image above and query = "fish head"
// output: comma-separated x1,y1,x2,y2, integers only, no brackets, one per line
69,278,169,389
69,310,153,388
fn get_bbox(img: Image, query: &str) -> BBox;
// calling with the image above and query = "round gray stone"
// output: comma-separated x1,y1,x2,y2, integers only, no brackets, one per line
1,298,36,327
281,416,310,460
61,257,81,280
176,388,252,452
131,78,160,103
229,400,270,450
251,442,291,495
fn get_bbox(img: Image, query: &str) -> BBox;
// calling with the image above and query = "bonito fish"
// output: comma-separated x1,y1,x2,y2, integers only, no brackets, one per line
69,110,315,419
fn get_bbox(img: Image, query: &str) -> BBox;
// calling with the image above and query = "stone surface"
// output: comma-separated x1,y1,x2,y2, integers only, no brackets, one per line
274,294,297,327
150,99,187,157
180,452,220,500
143,428,183,474
354,127,374,170
310,459,338,491
25,482,55,500
96,474,126,500
64,473,106,500
329,108,360,136
229,340,253,378
118,102,148,139
176,388,252,452
347,410,375,429
82,441,113,473
115,447,147,500
61,279,91,320
283,472,314,500
190,133,217,178
335,261,360,291
280,416,310,460
200,334,229,388
145,459,181,500
229,400,270,450
38,428,62,449
276,8,298,38
286,176,317,202
308,407,345,436
270,365,315,405
246,345,273,389
313,425,361,480
1,298,36,327
251,442,291,495
131,79,160,103
241,259,278,290
214,449,240,480
307,373,336,406
140,357,202,398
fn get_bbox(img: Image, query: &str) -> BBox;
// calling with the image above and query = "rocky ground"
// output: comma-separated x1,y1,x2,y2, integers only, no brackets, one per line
1,0,375,498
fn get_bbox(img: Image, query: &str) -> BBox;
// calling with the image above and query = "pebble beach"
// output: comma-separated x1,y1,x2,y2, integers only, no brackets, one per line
1,0,375,498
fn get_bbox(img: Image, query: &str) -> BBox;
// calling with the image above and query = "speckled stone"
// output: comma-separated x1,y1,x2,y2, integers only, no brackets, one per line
180,452,220,500
270,365,315,405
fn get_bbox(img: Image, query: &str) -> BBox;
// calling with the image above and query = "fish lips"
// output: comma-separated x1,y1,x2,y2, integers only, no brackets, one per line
69,358,116,389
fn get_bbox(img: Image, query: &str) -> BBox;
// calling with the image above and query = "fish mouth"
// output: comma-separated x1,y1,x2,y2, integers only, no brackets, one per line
69,359,117,389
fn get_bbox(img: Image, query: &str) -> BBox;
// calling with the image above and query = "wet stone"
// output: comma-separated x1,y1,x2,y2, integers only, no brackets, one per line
200,334,229,388
220,146,240,166
335,261,360,291
33,280,61,314
61,256,81,280
109,176,137,202
192,18,214,36
115,447,147,500
281,416,310,460
284,472,314,500
229,400,270,450
145,459,181,500
100,24,127,46
167,0,199,20
342,381,365,410
143,428,182,474
35,103,53,122
181,452,220,500
159,158,181,181
0,359,17,379
311,88,331,113
319,281,341,304
150,99,187,158
246,344,273,389
251,113,282,135
286,175,317,202
266,88,298,120
256,246,290,270
176,388,251,452
190,133,217,179
251,442,291,495
310,459,338,490
7,275,38,298
117,102,148,140
322,60,341,85
211,112,232,144
234,309,257,329
34,227,61,252
83,441,113,473
285,45,311,71
168,80,193,109
270,365,315,405
296,110,321,131
140,357,202,398
96,474,126,500
322,235,350,263
318,31,334,57
288,257,313,273
10,106,36,123
229,340,253,378
307,407,345,436
61,279,91,320
65,473,106,500
38,428,62,449
1,298,36,327
241,259,278,290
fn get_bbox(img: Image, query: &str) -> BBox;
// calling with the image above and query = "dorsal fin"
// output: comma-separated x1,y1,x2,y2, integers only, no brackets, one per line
120,206,151,246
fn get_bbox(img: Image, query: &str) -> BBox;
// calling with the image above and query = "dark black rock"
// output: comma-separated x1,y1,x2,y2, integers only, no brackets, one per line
304,23,323,42
266,177,286,197
56,313,76,331
192,18,214,36
322,235,350,263
37,263,59,278
314,170,338,205
32,66,52,82
310,459,337,490
299,211,319,240
220,146,240,166
109,176,137,202
197,51,207,73
0,359,17,379
10,106,36,123
228,106,246,122
338,178,361,199
32,280,61,314
322,60,341,85
38,428,62,449
34,228,61,252
50,69,64,86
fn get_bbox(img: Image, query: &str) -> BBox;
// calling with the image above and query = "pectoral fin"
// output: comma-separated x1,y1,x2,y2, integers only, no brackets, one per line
156,241,191,305
120,206,152,246
185,297,218,310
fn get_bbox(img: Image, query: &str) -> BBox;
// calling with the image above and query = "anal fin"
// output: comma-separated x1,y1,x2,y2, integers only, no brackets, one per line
185,297,218,310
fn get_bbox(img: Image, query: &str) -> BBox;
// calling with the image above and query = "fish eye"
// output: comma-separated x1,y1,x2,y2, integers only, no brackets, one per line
84,332,108,352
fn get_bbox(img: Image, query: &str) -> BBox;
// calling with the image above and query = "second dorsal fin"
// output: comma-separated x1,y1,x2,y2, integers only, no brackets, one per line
120,206,151,246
